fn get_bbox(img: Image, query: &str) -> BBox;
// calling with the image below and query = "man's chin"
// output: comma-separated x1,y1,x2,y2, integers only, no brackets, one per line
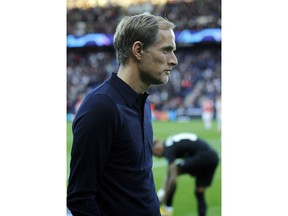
149,76,169,86
162,77,169,84
158,76,169,85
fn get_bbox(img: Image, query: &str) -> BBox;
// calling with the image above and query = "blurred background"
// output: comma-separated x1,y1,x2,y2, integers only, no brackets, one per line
66,0,221,215
2,1,287,216
66,0,221,122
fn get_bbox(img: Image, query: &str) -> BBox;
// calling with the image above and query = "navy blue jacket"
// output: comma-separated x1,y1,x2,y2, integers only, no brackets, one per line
67,73,160,216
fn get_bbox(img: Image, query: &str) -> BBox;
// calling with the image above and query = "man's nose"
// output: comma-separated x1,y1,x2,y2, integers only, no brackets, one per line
169,53,178,67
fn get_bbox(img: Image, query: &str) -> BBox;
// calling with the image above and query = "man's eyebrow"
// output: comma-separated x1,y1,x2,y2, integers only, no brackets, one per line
163,45,176,51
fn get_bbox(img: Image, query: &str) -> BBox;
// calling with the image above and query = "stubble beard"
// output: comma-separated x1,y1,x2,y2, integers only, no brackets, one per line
141,70,169,86
151,74,169,85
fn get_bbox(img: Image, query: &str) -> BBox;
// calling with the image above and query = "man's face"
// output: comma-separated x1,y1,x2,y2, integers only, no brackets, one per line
152,141,164,157
138,28,178,85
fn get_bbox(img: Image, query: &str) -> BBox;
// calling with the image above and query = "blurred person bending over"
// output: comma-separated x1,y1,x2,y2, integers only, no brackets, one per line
67,13,178,216
153,133,219,216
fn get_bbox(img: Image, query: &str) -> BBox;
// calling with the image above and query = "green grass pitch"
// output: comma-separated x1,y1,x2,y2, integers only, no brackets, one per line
67,119,221,216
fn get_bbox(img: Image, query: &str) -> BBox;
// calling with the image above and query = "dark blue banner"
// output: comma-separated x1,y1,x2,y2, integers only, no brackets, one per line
67,28,221,48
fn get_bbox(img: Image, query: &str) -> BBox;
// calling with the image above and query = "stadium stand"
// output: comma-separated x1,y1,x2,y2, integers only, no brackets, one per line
67,0,221,35
67,0,221,121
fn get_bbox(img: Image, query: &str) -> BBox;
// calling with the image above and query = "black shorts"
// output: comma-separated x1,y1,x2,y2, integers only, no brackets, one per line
177,150,219,187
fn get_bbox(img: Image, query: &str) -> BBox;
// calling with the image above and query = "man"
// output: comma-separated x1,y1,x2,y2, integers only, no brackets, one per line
215,95,221,131
67,13,178,216
153,133,219,216
201,97,214,130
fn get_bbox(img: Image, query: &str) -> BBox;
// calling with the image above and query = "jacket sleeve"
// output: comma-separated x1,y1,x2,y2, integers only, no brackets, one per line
67,93,120,215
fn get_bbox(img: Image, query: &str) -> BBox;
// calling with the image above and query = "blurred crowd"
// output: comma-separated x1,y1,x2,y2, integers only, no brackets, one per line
67,0,221,121
67,46,221,120
67,0,221,36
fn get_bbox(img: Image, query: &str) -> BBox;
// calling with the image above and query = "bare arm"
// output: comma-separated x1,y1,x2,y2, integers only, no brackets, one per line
158,162,178,204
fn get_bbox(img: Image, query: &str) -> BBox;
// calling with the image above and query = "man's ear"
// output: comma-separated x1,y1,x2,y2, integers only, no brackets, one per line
131,41,144,60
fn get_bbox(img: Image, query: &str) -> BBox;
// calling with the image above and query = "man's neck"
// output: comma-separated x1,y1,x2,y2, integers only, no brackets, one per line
117,65,150,94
